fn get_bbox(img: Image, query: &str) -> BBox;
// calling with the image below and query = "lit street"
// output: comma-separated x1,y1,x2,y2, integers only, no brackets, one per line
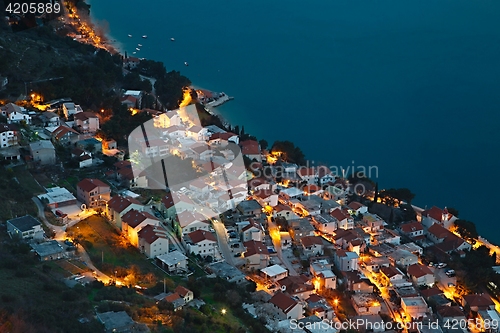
212,219,235,266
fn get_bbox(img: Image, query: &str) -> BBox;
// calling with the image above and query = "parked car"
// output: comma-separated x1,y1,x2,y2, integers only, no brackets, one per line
437,263,447,268
428,262,434,267
234,252,241,257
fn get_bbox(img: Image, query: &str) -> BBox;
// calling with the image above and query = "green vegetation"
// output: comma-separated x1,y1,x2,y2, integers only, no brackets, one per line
66,215,164,283
97,104,153,145
270,140,306,165
0,231,103,332
0,166,40,220
458,245,500,293
378,187,415,205
453,219,478,242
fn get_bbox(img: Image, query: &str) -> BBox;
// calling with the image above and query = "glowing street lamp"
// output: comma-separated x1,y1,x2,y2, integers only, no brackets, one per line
221,308,226,315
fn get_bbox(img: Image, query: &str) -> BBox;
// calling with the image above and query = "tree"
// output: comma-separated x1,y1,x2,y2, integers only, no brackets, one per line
447,207,459,217
454,219,478,241
271,140,306,165
259,139,268,150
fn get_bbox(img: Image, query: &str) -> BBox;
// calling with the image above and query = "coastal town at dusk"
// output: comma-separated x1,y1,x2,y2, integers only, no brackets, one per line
1,0,500,332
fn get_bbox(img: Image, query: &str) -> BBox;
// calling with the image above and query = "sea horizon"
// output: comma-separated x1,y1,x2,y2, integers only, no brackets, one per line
88,0,500,244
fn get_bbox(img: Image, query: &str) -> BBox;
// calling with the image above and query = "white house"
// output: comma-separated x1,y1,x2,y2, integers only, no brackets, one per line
7,215,44,240
240,219,264,242
106,195,144,230
0,103,31,124
154,111,181,128
62,102,83,118
183,229,218,258
331,209,354,230
310,259,337,290
407,264,435,287
421,206,457,230
138,224,169,258
175,211,209,236
74,112,99,133
334,249,358,271
121,210,160,247
0,124,18,148
268,292,304,320
401,297,429,319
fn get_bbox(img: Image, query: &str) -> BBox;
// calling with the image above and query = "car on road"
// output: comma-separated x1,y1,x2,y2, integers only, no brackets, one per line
448,282,455,288
234,252,241,257
445,269,456,277
437,263,447,268
209,227,215,232
428,262,434,267
230,243,240,248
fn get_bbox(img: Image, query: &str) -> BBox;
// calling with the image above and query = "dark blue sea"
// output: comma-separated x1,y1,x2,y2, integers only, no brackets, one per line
89,0,500,243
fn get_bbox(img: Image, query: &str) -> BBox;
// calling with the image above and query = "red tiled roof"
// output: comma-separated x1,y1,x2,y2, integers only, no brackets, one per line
74,111,98,121
463,294,494,308
187,229,216,244
174,285,192,298
437,305,464,318
243,240,269,257
274,204,292,212
209,132,237,141
335,249,347,258
253,189,274,199
188,125,202,133
303,184,321,194
348,201,364,210
200,160,221,173
400,221,424,234
161,193,175,209
301,236,323,247
248,177,268,189
423,206,453,222
52,125,78,140
241,218,260,232
269,292,298,314
420,287,443,299
380,266,402,278
165,293,181,303
331,209,348,221
427,223,452,240
77,178,109,193
176,211,207,228
407,264,433,278
240,140,260,155
122,209,158,228
277,275,313,295
138,224,167,244
307,294,323,303
121,95,137,104
297,167,315,177
107,195,142,213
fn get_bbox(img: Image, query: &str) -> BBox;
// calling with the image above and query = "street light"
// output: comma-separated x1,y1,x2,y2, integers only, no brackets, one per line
221,308,226,315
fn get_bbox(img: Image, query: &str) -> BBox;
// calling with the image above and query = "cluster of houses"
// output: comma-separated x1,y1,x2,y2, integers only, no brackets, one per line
4,97,500,332
0,101,107,166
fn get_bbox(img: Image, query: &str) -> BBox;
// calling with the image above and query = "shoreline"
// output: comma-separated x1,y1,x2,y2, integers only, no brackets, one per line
81,2,499,249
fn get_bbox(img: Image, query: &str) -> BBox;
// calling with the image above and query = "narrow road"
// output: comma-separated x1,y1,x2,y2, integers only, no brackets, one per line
212,219,235,266
266,217,298,276
32,197,111,283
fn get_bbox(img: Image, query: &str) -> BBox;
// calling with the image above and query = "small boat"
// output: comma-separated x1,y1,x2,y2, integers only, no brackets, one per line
170,38,175,41
128,34,132,38
184,62,189,66
138,43,142,47
142,35,148,39
136,48,140,51
132,52,136,54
